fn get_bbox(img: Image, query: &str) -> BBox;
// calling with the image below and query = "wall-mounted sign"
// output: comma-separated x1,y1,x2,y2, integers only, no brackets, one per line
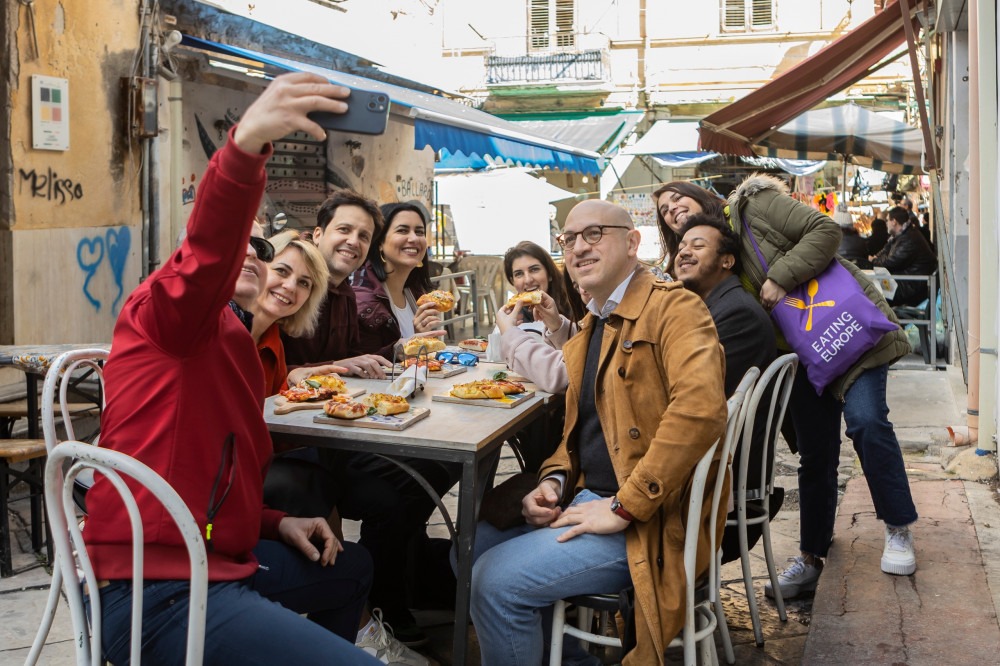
32,75,70,151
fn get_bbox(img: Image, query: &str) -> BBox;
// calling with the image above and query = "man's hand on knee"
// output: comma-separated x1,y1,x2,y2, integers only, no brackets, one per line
522,479,562,527
550,497,629,542
278,516,343,566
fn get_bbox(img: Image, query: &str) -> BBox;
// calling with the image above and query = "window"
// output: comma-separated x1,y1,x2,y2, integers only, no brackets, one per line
721,0,776,33
528,0,575,51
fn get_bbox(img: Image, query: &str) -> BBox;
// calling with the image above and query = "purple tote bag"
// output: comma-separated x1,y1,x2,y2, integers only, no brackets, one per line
741,216,898,394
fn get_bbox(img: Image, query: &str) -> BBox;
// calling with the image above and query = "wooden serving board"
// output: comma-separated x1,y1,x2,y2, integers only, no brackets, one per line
391,364,468,379
272,388,366,415
431,390,535,409
312,406,430,431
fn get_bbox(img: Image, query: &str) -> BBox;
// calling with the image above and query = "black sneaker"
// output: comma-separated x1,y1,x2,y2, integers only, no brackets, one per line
390,621,429,647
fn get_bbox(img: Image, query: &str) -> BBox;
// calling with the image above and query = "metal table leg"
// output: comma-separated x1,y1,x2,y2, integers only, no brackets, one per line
451,457,478,666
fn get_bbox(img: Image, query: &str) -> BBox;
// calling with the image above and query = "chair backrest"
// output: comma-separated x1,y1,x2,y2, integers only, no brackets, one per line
45,440,208,666
706,367,759,597
735,353,798,506
41,348,109,452
459,255,505,305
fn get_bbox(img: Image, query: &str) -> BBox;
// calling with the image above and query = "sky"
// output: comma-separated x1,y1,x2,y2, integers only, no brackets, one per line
205,0,447,86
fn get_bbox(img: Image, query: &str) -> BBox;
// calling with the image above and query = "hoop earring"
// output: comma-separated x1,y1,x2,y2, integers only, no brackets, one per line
417,260,424,267
379,249,387,263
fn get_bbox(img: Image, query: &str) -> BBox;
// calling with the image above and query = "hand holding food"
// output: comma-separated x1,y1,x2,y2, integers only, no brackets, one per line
416,290,456,312
413,301,444,333
402,335,447,356
504,290,543,311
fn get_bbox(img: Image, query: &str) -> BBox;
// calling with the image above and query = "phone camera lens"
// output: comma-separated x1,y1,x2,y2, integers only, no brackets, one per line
367,101,378,110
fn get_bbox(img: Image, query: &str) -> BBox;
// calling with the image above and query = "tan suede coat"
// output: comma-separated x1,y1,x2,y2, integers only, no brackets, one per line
538,268,728,665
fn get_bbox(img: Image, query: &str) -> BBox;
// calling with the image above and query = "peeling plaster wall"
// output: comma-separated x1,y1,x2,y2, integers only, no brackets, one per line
2,0,143,344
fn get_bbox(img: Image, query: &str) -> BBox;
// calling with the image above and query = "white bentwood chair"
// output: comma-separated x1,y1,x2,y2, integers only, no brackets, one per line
726,353,799,647
549,367,759,666
41,441,208,665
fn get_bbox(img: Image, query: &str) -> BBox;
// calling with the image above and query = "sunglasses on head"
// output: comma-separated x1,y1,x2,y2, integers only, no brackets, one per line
249,236,275,262
435,351,479,367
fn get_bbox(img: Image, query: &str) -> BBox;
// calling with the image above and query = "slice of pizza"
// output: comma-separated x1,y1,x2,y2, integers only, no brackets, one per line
505,290,544,310
324,398,368,420
416,290,456,312
279,385,339,403
450,380,507,400
361,392,410,416
403,357,444,372
403,336,447,356
301,374,347,393
493,379,526,394
458,338,488,352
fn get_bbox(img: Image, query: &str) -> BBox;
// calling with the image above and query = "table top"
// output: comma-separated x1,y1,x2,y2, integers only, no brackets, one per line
0,343,111,374
264,363,551,455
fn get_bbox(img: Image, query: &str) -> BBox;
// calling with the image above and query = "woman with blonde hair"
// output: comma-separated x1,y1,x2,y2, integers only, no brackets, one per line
251,228,332,394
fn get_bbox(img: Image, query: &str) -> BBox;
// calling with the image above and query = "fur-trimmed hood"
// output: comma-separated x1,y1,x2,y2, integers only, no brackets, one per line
727,172,789,210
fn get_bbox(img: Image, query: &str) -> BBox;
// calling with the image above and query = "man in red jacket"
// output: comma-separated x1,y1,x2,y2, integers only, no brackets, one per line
83,73,380,665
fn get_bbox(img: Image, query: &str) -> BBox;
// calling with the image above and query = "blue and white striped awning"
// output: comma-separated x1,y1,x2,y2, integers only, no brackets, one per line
624,121,719,167
180,35,602,176
755,103,924,174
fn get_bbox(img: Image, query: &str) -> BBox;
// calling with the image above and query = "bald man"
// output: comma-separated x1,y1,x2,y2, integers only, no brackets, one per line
470,200,728,665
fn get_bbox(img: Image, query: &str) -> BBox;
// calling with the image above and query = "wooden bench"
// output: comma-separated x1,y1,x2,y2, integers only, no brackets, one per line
0,400,98,438
0,438,49,577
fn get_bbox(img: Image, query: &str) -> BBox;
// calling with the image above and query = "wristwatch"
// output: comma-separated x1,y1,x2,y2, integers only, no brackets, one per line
610,496,635,522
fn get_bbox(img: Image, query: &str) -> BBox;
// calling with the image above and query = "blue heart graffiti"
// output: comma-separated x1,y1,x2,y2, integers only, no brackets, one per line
77,227,130,315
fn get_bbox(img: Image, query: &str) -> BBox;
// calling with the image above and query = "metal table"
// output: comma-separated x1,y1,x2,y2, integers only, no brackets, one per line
0,344,110,439
264,364,550,665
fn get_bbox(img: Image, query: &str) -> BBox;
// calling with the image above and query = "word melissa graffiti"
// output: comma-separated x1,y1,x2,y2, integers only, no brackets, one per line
19,167,84,204
77,227,131,316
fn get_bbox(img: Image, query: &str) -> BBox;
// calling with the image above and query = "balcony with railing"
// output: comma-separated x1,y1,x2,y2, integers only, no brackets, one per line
484,33,611,88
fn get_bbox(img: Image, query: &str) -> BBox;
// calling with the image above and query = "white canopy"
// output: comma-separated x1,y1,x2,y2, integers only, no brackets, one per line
435,169,575,254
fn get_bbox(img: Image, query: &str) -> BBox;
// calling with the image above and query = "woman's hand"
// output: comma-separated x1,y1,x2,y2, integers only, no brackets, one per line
534,292,562,332
495,303,520,333
285,364,349,388
759,279,788,310
413,301,443,333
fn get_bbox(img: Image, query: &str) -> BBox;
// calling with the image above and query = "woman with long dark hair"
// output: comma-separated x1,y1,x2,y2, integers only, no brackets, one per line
502,241,584,322
352,202,442,358
655,175,917,601
652,181,726,275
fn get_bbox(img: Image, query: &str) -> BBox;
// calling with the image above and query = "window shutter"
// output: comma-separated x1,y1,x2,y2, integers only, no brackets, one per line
751,0,773,28
554,0,575,48
529,0,550,50
723,0,746,29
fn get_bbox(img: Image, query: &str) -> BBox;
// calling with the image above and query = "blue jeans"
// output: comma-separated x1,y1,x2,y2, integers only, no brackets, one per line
95,540,379,666
470,490,632,666
789,364,918,558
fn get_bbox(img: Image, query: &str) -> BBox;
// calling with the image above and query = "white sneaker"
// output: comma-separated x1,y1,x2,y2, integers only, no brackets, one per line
356,608,430,666
881,525,916,575
764,556,822,599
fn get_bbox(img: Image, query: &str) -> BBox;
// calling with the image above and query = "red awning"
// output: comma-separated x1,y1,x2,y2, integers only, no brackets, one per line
699,0,921,157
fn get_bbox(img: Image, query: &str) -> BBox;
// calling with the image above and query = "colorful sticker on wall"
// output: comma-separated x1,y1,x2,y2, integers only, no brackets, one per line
32,75,70,151
77,227,131,315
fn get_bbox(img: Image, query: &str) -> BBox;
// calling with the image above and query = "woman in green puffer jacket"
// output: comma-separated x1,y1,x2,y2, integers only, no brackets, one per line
653,174,918,599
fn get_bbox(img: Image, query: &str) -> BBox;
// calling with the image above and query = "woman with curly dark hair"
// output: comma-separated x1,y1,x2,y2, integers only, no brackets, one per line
502,240,583,322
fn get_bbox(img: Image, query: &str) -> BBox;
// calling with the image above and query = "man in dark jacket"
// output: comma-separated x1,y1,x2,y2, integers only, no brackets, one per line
871,206,937,306
675,214,779,563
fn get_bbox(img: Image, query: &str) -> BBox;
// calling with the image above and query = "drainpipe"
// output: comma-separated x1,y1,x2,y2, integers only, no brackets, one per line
168,79,183,245
952,0,981,447
981,0,1000,454
146,29,161,276
637,0,647,109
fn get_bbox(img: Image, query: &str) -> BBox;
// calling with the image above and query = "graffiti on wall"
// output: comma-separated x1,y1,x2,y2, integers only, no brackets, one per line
182,173,197,205
18,167,84,204
77,227,131,316
395,176,430,203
